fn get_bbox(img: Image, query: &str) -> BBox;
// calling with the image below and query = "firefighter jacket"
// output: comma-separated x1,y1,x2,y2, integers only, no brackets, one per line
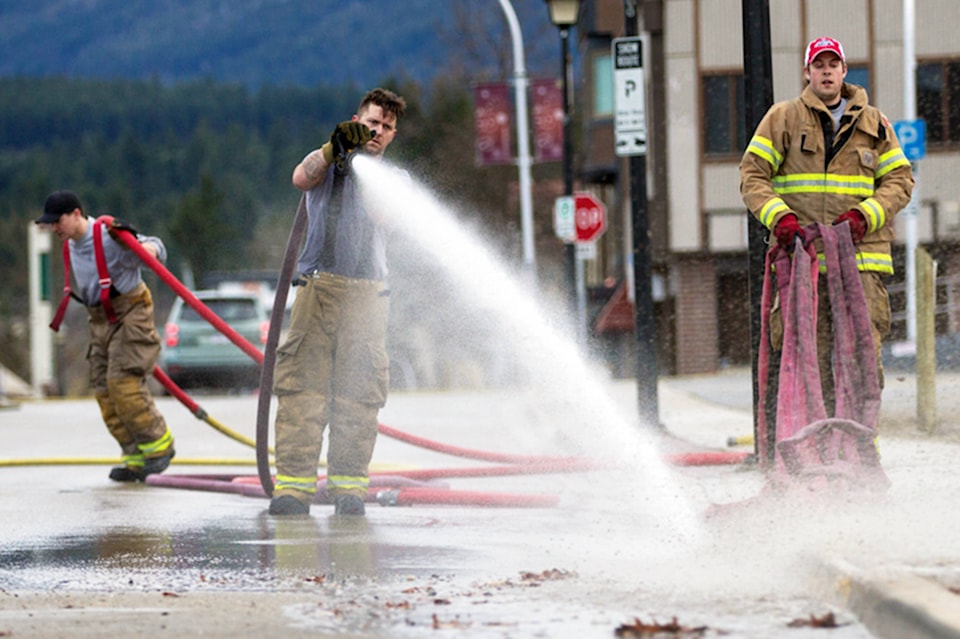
740,82,913,274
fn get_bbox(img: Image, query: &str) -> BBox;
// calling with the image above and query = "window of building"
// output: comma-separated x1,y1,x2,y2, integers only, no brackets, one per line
845,66,870,93
702,73,745,156
917,60,960,145
593,53,613,117
702,65,871,158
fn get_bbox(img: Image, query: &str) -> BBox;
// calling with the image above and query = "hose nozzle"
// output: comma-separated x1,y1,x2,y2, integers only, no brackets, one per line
375,489,400,506
333,130,376,176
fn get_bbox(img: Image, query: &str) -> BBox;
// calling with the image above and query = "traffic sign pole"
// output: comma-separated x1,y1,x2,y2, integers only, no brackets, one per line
894,118,925,345
571,192,607,341
616,16,659,427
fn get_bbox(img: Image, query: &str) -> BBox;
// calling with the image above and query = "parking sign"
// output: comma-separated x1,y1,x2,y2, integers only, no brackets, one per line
612,37,646,157
893,119,926,161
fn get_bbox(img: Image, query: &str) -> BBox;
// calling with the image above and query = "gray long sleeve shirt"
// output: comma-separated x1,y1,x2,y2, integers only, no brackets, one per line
69,218,167,307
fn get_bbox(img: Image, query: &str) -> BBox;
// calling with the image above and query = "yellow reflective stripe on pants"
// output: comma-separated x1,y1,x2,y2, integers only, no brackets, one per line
275,475,318,495
814,251,894,275
138,426,173,457
327,475,370,492
123,453,145,468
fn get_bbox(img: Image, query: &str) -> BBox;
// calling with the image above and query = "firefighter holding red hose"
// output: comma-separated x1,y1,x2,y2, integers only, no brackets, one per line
37,190,175,482
740,37,914,416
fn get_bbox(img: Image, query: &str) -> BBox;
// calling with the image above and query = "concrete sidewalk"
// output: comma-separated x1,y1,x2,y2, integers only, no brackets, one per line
656,367,960,639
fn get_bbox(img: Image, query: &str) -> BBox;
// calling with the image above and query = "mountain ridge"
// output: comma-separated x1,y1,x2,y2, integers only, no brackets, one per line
0,0,560,89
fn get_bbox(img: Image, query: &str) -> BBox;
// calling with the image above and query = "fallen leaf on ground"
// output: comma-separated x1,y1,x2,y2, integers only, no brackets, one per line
787,612,846,628
614,616,707,637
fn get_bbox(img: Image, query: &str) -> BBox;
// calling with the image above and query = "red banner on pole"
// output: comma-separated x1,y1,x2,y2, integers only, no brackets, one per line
474,82,513,166
532,78,563,163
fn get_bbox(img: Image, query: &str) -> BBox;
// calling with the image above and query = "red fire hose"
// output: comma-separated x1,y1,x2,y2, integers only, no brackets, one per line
104,218,749,509
101,215,265,365
755,222,888,491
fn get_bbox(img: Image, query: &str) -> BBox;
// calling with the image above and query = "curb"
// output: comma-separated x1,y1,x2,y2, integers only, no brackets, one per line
816,557,960,639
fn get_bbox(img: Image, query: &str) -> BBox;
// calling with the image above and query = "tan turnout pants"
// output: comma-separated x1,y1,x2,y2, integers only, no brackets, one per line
272,273,390,505
88,282,174,467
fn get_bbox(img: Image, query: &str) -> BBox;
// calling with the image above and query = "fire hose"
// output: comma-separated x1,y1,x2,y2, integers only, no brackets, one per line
101,207,749,508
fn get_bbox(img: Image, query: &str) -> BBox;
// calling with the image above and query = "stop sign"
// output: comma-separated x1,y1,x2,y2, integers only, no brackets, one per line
574,192,607,242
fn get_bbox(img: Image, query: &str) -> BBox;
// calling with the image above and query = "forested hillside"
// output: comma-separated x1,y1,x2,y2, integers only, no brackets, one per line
0,1,567,387
0,1,558,88
0,74,564,386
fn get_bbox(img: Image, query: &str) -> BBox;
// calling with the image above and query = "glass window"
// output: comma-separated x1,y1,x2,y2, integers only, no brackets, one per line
702,73,745,156
594,53,613,117
182,298,258,323
845,66,869,93
917,60,960,145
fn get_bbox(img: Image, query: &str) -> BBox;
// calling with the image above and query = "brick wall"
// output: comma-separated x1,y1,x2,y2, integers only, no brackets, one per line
674,257,720,374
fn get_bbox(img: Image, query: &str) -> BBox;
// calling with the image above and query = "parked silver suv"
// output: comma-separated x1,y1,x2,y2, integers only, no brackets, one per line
160,290,267,389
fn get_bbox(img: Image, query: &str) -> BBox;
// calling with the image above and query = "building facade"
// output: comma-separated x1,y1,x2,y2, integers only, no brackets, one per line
576,0,960,374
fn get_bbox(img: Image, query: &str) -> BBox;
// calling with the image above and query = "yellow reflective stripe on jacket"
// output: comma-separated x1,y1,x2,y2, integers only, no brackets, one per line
772,173,874,197
747,135,783,169
859,198,886,232
815,251,893,274
327,475,370,492
876,147,910,178
138,427,173,457
759,197,790,228
275,474,318,495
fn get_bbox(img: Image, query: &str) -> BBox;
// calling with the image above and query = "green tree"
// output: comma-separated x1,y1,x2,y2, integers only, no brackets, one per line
168,173,238,284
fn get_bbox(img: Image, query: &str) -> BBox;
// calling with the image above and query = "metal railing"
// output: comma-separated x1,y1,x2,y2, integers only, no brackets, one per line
888,272,960,335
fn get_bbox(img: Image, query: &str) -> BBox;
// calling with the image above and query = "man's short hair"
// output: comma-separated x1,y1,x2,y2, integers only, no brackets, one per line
359,88,406,121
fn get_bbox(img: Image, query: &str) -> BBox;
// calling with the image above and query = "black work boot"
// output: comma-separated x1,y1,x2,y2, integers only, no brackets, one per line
109,466,145,482
333,494,366,516
143,450,175,476
269,495,310,516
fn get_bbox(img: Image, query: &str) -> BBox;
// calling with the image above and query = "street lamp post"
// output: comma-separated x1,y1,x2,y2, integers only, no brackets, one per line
496,0,536,279
544,0,581,322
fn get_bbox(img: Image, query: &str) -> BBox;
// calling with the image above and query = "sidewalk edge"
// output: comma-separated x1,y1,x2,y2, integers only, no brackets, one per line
815,557,960,639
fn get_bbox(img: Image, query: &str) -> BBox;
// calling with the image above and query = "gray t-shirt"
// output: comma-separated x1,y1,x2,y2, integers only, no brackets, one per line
297,165,392,281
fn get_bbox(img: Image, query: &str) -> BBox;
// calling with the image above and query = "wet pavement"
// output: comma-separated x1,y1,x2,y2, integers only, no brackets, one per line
2,369,960,638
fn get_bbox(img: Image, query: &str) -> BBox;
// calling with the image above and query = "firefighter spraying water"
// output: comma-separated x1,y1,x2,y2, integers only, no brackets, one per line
265,88,407,518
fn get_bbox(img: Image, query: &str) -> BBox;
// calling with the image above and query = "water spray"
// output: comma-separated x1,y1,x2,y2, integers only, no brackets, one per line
71,169,749,515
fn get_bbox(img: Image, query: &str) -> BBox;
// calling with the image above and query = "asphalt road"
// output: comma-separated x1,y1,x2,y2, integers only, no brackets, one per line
1,372,959,638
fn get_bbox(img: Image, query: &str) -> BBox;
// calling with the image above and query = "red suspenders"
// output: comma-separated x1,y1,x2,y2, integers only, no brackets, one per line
92,219,117,323
49,220,118,332
49,240,73,332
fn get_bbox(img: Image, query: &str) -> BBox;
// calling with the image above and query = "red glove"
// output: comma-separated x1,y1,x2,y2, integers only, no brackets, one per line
773,214,804,250
834,209,867,243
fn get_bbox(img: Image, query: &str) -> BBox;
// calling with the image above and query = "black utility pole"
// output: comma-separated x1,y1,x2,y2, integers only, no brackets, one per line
623,0,658,425
741,0,774,464
560,25,577,318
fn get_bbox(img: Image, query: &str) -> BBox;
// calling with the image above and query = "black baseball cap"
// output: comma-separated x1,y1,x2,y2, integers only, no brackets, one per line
36,190,83,224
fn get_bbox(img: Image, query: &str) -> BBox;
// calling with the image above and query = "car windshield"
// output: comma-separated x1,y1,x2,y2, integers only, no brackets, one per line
181,298,259,323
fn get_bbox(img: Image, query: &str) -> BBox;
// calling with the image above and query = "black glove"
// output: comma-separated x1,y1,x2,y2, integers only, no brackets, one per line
331,121,373,155
108,218,139,245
